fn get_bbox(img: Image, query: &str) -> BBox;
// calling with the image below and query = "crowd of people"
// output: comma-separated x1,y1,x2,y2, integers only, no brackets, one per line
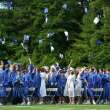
0,60,110,105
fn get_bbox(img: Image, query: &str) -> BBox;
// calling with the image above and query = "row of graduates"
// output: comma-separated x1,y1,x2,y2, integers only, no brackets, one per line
0,61,110,105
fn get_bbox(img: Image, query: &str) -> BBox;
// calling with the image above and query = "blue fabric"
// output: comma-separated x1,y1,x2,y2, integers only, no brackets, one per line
56,73,67,96
94,73,103,97
23,72,41,97
108,74,110,101
28,64,34,73
85,72,96,88
80,71,88,88
47,72,58,96
102,73,110,102
81,71,95,99
47,72,58,87
2,69,10,87
0,69,6,97
11,71,24,98
2,69,11,97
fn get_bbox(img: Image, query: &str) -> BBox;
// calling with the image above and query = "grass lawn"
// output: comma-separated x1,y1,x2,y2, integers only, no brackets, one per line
0,105,110,110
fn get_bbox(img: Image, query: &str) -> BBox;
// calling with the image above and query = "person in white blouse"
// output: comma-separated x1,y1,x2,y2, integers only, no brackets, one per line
64,67,76,104
39,68,47,104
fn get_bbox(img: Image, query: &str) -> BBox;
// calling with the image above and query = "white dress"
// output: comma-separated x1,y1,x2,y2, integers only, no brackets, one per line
64,74,75,97
40,72,47,97
74,74,82,97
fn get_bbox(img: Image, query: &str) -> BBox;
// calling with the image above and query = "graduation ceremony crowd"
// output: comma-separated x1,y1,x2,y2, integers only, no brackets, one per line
0,60,110,105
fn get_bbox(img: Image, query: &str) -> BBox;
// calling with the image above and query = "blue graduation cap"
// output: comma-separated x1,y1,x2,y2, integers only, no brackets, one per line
84,6,88,13
4,60,10,67
23,34,31,44
24,34,30,41
96,39,103,46
62,3,68,10
6,0,13,10
28,64,34,72
44,7,48,14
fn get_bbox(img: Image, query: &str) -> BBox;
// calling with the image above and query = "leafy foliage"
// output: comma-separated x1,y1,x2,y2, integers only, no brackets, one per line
0,0,110,68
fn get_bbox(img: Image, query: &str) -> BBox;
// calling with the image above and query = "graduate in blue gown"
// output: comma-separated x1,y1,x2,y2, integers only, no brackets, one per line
23,64,41,105
94,69,103,103
47,66,58,103
108,70,110,102
91,70,100,98
10,64,24,104
101,70,110,103
27,67,41,104
47,66,58,96
2,64,10,87
33,68,41,103
23,69,29,104
56,69,67,103
81,68,96,104
23,64,34,105
0,61,5,105
2,63,11,104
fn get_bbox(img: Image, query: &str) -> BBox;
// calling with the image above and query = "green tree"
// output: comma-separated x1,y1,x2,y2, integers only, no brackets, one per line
0,0,83,66
72,0,110,68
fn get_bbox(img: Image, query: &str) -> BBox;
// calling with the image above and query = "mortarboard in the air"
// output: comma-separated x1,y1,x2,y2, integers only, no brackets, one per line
44,7,48,14
93,16,100,24
50,45,54,52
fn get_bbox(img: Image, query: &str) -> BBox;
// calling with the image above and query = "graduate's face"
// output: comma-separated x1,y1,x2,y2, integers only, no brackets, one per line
84,68,89,73
0,65,3,70
75,68,80,74
106,70,109,74
10,67,13,72
51,68,55,73
16,65,20,71
5,64,9,70
99,69,102,73
10,65,16,72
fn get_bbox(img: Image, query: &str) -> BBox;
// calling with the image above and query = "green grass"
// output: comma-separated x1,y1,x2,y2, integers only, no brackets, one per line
0,105,110,110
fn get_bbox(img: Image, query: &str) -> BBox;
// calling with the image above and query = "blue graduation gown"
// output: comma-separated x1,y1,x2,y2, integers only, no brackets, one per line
81,71,94,98
2,69,10,87
108,74,110,101
23,73,30,97
2,69,11,96
80,71,88,88
34,72,41,97
23,72,41,97
86,72,96,89
47,72,58,96
92,72,102,97
0,69,6,97
102,73,110,101
47,72,58,87
11,71,24,98
28,72,41,97
56,73,67,96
